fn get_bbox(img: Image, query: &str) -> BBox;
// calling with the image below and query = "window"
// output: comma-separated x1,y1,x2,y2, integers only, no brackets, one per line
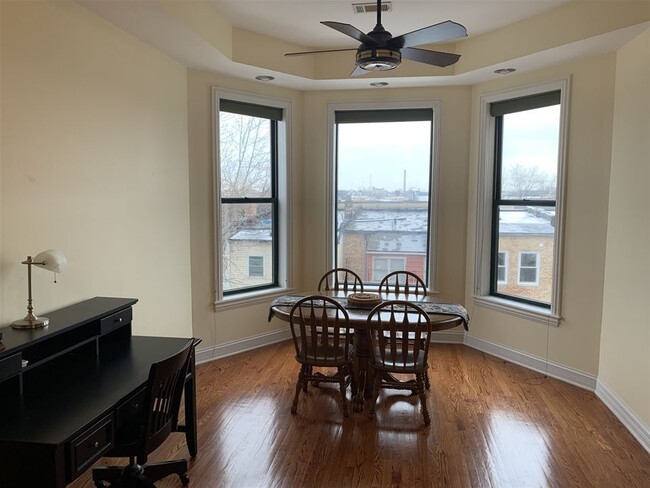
518,252,539,285
371,257,406,282
327,102,440,289
497,251,508,284
213,89,291,306
475,79,568,324
248,256,264,277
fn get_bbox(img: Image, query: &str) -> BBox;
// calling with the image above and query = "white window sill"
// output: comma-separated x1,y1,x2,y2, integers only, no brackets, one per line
473,295,560,326
214,286,294,312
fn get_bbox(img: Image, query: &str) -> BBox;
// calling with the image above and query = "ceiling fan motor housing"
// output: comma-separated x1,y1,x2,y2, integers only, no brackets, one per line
356,47,401,71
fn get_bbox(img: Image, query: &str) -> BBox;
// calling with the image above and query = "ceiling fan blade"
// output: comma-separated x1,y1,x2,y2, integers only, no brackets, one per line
401,47,461,67
390,20,467,49
350,65,369,77
285,48,358,57
321,21,377,45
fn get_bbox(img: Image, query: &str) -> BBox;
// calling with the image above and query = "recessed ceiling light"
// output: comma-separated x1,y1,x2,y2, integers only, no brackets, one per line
370,82,389,87
255,75,275,81
494,68,516,75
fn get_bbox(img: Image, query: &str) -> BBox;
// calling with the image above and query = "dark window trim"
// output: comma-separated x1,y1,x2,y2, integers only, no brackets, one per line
333,109,434,286
221,112,279,296
488,93,560,309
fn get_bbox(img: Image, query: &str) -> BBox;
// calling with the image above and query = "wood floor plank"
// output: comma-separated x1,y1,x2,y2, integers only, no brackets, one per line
70,341,650,488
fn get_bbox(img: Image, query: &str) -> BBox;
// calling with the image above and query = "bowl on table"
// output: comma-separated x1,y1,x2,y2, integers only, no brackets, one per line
346,292,382,308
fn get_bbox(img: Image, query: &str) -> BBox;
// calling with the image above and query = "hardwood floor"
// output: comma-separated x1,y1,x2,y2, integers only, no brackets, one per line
71,341,649,488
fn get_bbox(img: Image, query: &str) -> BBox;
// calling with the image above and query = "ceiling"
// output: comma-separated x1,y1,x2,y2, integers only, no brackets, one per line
209,0,568,48
79,1,648,90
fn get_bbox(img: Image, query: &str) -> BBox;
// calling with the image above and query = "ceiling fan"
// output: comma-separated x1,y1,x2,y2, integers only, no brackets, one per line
285,0,468,76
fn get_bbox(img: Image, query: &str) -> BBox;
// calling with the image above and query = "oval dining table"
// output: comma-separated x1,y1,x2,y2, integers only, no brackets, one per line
268,290,469,412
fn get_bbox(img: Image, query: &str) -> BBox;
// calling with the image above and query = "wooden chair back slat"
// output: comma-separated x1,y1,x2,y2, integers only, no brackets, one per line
378,271,427,296
318,268,364,293
289,296,353,363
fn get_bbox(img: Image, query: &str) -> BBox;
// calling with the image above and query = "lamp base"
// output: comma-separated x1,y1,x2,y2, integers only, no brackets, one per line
12,315,49,329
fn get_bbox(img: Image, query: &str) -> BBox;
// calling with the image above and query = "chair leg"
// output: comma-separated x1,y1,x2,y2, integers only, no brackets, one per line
367,372,382,420
337,367,349,417
292,365,306,413
425,369,431,390
416,373,430,426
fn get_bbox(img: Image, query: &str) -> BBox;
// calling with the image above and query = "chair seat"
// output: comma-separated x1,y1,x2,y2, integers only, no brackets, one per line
296,343,355,366
371,348,427,373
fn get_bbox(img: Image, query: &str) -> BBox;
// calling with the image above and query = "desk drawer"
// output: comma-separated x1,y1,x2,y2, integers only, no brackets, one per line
68,414,114,479
0,353,22,382
100,308,132,335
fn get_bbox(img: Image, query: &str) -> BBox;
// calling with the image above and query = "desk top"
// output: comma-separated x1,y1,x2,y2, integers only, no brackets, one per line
0,297,138,359
0,335,190,445
269,291,469,331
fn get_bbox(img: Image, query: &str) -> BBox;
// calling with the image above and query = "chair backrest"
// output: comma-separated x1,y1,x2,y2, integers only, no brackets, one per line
367,301,432,369
318,268,364,293
289,296,354,362
141,339,194,461
378,271,427,296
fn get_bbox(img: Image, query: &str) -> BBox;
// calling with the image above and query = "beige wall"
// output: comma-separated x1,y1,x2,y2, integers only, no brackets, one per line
301,87,472,307
465,54,617,374
599,31,650,428
0,1,192,336
186,69,302,350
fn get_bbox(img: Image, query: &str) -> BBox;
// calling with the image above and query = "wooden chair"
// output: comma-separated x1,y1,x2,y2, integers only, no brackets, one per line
378,271,431,389
366,301,432,426
318,268,364,293
378,270,427,296
92,340,194,487
289,296,356,417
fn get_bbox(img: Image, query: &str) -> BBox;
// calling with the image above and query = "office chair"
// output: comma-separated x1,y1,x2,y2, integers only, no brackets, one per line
92,339,194,487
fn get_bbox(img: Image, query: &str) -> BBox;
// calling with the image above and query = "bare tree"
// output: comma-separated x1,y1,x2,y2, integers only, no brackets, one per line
503,162,555,199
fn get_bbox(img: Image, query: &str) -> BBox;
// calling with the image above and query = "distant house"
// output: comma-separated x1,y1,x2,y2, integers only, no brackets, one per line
337,206,428,283
225,228,272,290
496,208,555,303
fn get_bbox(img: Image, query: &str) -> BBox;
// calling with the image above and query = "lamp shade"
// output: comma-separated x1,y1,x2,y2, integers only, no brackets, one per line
33,249,67,273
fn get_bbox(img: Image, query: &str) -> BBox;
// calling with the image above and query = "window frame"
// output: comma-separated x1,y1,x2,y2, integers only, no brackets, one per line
326,100,442,292
473,78,570,325
248,255,265,278
497,251,508,285
517,251,540,285
212,88,293,309
371,256,407,282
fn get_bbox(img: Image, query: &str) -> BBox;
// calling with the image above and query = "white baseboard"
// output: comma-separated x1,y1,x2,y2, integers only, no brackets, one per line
595,379,650,454
464,334,597,391
195,328,291,365
430,330,466,344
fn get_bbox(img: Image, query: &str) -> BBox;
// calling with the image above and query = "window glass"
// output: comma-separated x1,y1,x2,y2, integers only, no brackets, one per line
335,117,432,285
497,251,507,284
491,99,560,307
218,100,279,295
248,256,264,277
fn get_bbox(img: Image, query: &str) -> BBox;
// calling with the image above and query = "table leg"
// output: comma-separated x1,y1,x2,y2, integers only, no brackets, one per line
353,330,371,412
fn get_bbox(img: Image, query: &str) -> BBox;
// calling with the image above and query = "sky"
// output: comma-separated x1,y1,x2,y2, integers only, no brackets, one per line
336,105,560,192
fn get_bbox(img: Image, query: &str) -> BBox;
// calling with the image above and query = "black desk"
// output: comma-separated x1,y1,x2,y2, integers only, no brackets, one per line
0,298,198,488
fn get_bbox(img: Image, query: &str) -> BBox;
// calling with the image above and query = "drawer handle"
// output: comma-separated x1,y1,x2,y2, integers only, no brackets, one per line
93,441,99,449
115,317,123,323
133,403,139,409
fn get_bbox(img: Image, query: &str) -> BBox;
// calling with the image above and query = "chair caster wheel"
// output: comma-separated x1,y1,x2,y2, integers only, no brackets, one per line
180,473,190,485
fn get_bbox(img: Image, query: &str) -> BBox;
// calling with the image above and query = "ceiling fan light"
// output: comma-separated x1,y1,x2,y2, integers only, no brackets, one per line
356,48,401,71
